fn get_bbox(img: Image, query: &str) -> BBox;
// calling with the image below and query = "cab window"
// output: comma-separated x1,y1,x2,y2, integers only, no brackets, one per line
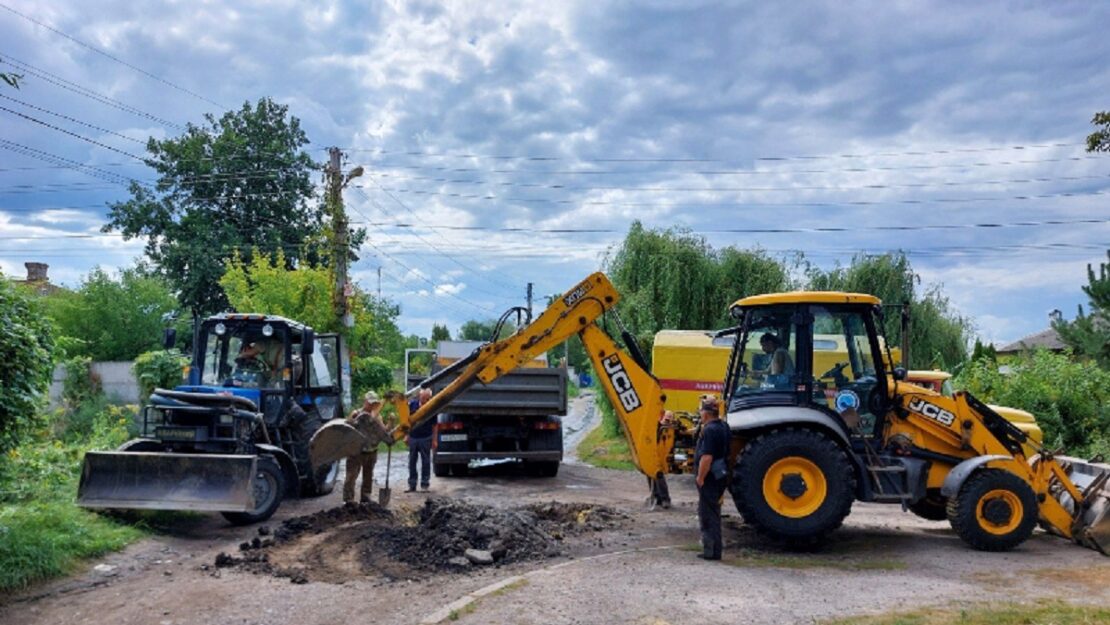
732,306,797,396
810,306,884,436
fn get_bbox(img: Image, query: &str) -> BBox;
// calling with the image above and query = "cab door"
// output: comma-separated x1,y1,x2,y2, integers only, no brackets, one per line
308,334,344,420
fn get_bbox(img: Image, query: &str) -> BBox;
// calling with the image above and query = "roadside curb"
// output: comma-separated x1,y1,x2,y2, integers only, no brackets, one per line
419,544,682,624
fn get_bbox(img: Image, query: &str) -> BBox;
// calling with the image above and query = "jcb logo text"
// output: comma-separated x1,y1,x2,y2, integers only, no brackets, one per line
908,398,956,427
603,355,642,412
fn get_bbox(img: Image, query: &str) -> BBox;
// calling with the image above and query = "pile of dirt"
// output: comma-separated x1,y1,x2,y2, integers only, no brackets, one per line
213,498,626,583
366,498,624,569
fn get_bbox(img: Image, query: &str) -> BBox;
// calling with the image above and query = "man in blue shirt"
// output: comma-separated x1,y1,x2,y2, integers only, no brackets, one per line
695,395,730,560
407,387,436,492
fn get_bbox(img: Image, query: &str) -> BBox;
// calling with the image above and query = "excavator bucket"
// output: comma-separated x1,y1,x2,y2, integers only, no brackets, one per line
77,452,257,512
309,420,368,469
1060,455,1110,555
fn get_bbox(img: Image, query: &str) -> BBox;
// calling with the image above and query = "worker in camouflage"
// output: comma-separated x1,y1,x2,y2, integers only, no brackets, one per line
343,391,391,504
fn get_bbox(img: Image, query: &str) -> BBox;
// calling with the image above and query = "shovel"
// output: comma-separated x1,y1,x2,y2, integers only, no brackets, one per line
378,443,392,507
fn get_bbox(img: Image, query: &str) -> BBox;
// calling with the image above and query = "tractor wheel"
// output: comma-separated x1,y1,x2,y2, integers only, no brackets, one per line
947,469,1037,552
222,457,285,526
731,428,855,541
909,491,949,521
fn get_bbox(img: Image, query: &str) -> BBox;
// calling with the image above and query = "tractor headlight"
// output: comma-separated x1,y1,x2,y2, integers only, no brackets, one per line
214,322,226,336
261,323,274,337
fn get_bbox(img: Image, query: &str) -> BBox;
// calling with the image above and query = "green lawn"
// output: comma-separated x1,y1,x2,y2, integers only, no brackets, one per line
823,600,1110,625
576,420,636,470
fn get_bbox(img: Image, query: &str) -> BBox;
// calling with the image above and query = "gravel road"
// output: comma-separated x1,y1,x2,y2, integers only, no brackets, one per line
2,394,1107,625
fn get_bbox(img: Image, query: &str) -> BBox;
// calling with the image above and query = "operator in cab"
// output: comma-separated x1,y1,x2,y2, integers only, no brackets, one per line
754,333,794,388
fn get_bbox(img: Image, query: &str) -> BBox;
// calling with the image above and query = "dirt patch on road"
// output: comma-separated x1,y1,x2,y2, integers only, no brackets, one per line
214,498,626,584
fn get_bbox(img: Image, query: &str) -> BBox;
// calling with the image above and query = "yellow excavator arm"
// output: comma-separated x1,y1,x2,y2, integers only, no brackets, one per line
310,272,674,479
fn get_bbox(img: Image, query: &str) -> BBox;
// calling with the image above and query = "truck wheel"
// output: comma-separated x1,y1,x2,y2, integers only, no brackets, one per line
909,491,948,521
947,469,1037,552
450,463,470,477
301,461,338,497
528,461,559,477
433,462,450,478
731,428,855,541
222,457,285,526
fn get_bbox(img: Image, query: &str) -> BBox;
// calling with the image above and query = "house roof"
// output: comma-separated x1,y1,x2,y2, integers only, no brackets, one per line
997,327,1066,353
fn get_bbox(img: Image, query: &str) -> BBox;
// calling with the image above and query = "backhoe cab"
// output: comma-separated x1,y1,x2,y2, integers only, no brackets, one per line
722,293,1110,553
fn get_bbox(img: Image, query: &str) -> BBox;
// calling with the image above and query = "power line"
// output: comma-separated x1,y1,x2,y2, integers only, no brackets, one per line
0,139,135,186
336,141,1083,163
0,104,147,160
0,2,226,110
0,93,147,145
0,53,184,130
363,185,1110,209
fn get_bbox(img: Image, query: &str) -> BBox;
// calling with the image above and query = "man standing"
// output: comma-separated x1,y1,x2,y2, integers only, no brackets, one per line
407,387,435,492
695,395,729,560
343,391,390,504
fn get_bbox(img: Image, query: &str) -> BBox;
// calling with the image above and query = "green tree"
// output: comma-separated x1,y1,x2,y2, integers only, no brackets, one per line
1053,250,1110,367
40,266,178,361
104,98,326,315
806,253,970,369
1087,111,1110,152
220,249,407,365
459,319,513,341
430,323,451,343
1,274,56,451
605,221,790,365
220,250,337,333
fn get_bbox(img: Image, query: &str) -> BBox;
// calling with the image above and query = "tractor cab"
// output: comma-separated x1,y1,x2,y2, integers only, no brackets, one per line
179,314,344,423
724,292,895,438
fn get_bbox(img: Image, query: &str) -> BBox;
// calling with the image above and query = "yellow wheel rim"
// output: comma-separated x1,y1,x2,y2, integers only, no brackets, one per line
976,489,1023,535
762,456,828,518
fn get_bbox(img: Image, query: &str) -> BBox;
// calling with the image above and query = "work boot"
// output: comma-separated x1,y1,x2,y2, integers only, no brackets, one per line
696,553,721,561
421,484,430,492
405,486,416,493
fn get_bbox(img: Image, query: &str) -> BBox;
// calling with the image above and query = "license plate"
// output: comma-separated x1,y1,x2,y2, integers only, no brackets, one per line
440,433,467,442
156,426,200,441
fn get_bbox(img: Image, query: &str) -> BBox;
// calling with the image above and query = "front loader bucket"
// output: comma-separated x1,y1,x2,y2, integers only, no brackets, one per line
77,452,257,512
309,420,368,469
1061,456,1110,555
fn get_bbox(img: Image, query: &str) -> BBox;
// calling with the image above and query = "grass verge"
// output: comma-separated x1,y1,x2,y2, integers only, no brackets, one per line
0,501,142,590
577,422,635,470
822,599,1110,625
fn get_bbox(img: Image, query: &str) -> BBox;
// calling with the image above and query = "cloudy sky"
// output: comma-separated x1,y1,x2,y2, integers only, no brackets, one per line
1,1,1107,344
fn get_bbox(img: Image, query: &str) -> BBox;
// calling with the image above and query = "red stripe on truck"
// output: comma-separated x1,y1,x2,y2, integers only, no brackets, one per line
658,378,724,392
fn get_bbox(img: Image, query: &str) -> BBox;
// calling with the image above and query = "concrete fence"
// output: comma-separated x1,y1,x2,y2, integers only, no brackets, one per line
49,361,140,407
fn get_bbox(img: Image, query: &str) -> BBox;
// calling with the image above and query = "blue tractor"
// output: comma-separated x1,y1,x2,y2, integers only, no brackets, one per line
78,314,348,524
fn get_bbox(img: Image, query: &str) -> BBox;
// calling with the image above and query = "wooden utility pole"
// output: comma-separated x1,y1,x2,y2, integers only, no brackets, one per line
326,147,348,326
526,282,534,324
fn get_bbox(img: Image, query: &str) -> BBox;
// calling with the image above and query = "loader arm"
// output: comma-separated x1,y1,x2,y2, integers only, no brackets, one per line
319,272,673,479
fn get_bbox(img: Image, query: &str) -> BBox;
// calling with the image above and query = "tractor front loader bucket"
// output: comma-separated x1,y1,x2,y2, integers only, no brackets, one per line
77,452,257,512
1059,455,1110,555
308,420,368,469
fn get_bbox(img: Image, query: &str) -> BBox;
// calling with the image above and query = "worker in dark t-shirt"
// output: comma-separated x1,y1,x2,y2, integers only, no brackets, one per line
695,395,730,560
406,388,436,491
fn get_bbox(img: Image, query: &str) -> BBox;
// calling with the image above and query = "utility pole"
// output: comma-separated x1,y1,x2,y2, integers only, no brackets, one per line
377,266,382,300
325,147,363,328
526,282,534,324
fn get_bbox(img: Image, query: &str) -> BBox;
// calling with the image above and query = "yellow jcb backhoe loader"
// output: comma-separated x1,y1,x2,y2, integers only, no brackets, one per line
310,273,1110,554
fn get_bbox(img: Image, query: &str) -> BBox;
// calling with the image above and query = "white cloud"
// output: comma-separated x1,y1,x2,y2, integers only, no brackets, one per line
433,282,465,296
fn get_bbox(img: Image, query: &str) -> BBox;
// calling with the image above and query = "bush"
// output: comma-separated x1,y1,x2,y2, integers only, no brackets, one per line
955,349,1110,456
352,355,395,401
0,276,56,452
132,349,187,402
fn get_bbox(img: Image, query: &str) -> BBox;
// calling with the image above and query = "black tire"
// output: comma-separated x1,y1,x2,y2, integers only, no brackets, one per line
946,469,1037,552
909,491,949,521
222,457,285,526
451,463,470,477
301,461,338,497
730,428,855,541
526,460,560,477
433,462,450,478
